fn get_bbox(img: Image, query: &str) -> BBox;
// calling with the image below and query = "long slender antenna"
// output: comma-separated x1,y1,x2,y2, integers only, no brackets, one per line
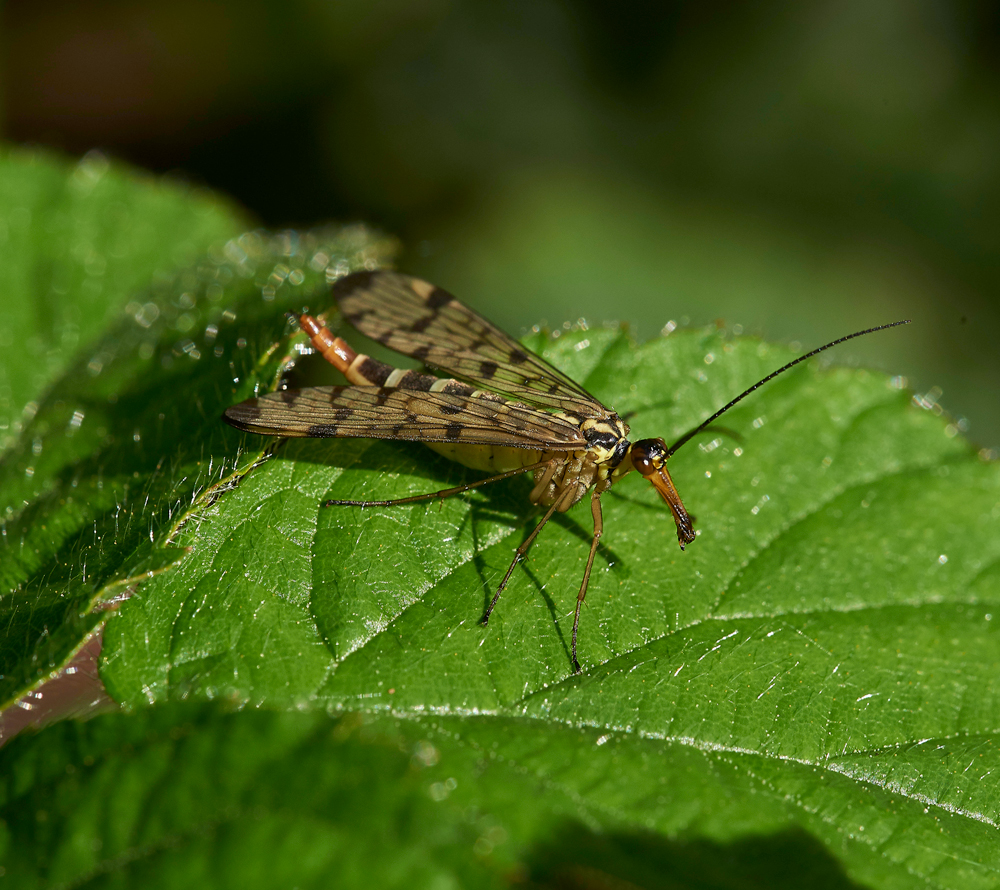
667,319,911,456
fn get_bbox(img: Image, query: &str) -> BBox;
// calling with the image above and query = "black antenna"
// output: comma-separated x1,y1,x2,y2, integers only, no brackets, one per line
667,320,911,456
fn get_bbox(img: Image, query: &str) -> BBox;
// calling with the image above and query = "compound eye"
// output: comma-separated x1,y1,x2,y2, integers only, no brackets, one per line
630,442,654,476
630,438,668,477
631,451,653,475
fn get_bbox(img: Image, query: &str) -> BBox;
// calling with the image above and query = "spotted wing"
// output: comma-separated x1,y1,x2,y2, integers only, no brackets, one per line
334,270,606,417
224,386,588,449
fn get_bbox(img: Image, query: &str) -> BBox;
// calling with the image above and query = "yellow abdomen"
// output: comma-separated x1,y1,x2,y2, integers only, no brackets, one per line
426,442,545,472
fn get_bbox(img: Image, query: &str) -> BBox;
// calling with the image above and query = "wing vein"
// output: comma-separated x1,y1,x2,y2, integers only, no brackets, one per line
334,271,605,415
225,386,588,450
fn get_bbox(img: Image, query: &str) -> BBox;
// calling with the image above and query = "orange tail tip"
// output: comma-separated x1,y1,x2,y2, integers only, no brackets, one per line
298,313,356,373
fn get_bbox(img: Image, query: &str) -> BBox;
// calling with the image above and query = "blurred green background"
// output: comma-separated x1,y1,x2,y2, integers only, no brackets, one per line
3,0,998,445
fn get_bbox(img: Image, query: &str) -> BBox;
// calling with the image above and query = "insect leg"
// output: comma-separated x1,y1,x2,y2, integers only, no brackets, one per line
324,460,552,508
570,490,604,673
528,460,560,504
483,479,575,625
483,500,559,623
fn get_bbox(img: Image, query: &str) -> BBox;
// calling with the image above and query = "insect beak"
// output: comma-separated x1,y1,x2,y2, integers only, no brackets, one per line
647,467,696,549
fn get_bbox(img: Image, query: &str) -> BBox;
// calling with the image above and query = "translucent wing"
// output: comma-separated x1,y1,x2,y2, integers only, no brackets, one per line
224,386,588,449
334,271,606,417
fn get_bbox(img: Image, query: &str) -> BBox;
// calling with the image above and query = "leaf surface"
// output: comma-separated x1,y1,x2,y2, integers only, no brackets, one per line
97,305,1000,887
0,147,245,452
3,151,999,888
0,151,393,709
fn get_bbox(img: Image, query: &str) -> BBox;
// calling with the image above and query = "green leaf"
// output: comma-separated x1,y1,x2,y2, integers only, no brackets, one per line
0,147,247,452
4,149,999,886
0,146,245,712
97,305,1000,886
0,704,510,889
4,700,995,889
0,149,395,710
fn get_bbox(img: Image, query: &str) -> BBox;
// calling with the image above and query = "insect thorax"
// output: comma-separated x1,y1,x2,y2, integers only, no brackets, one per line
578,415,631,467
519,413,632,510
427,412,631,487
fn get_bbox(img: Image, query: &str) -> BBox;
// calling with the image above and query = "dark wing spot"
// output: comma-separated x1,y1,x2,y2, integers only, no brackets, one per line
333,408,354,422
411,346,431,362
440,403,464,415
332,269,377,304
548,383,561,394
479,360,499,379
409,314,434,334
425,287,452,309
280,390,299,405
306,424,338,437
509,348,528,364
374,390,391,407
444,422,464,440
391,423,407,436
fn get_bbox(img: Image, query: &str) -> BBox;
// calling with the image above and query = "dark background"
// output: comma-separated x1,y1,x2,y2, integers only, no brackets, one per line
4,0,998,446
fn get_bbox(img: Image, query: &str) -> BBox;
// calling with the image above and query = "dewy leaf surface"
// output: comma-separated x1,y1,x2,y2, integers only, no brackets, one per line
0,166,395,711
99,294,1000,887
3,151,994,887
0,146,248,713
0,147,246,453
